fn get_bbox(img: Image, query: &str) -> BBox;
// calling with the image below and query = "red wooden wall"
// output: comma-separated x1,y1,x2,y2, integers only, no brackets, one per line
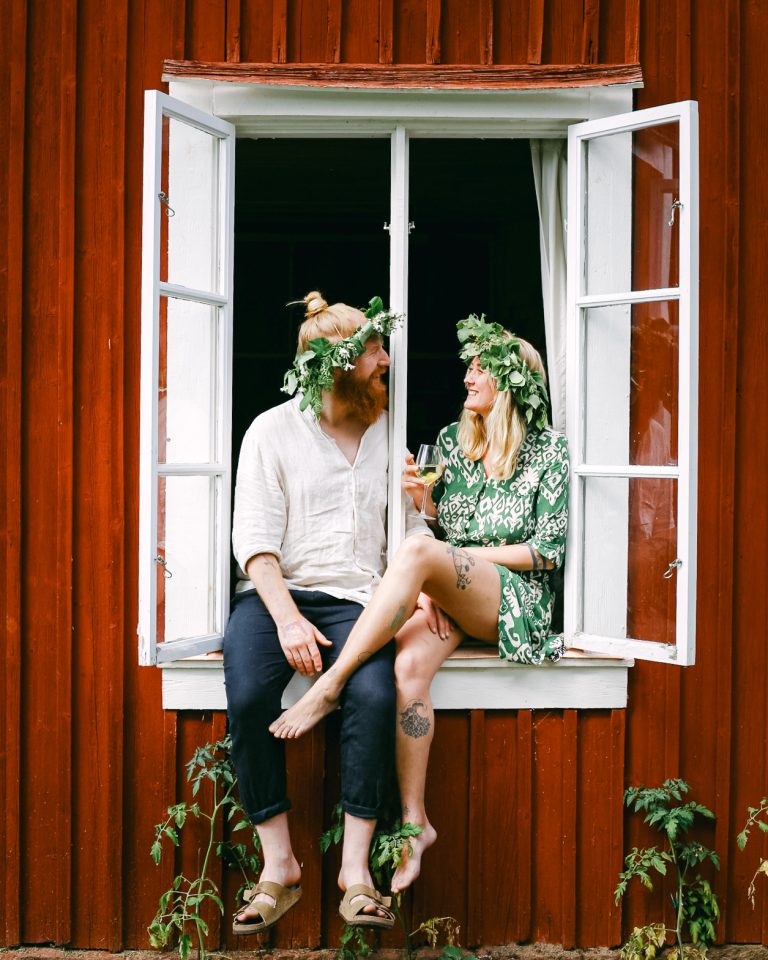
1,0,766,950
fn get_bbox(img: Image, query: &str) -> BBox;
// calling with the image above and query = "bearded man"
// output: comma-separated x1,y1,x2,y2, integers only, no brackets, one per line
224,292,430,936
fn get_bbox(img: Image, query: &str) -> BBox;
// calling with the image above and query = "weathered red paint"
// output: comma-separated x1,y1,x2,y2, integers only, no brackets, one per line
1,0,766,950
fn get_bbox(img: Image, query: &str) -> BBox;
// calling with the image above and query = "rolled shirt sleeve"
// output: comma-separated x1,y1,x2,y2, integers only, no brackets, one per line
232,420,287,573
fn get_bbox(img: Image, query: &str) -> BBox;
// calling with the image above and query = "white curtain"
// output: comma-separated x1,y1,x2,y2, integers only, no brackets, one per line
530,139,568,432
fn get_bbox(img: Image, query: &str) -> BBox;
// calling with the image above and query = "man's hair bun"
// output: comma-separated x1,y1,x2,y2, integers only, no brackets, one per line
303,291,328,318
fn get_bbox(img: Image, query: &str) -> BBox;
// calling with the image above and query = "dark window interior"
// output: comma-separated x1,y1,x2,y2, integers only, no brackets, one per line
233,137,545,457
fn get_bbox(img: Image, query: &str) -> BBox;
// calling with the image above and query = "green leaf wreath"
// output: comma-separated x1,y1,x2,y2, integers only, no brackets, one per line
456,313,550,430
282,296,403,416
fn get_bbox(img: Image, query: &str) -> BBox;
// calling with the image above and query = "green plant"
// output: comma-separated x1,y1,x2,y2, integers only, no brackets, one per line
615,779,720,960
148,736,261,960
737,797,768,906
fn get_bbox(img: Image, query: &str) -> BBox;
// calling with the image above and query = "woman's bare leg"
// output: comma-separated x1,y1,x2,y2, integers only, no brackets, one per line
391,610,464,893
269,537,499,739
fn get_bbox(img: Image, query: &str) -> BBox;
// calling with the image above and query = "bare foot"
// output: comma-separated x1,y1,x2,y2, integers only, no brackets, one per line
391,822,437,894
269,674,340,739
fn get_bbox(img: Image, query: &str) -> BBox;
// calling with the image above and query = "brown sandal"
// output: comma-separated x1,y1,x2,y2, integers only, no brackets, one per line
338,884,396,929
232,881,303,935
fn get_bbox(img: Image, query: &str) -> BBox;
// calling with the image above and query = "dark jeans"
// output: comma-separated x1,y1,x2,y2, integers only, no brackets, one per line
223,589,395,825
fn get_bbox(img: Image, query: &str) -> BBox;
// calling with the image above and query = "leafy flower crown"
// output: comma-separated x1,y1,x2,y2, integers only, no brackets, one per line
457,313,549,430
282,296,403,416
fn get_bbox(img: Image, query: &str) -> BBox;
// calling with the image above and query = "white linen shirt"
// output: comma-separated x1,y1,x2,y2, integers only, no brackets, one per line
232,397,431,605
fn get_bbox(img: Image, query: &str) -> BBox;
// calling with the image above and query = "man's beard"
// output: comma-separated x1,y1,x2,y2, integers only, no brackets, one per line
334,369,388,426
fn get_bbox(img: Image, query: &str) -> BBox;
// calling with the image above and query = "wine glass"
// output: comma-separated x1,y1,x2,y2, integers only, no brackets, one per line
414,444,444,519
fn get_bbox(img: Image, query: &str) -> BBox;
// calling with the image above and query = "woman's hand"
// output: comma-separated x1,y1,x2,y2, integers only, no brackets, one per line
402,452,437,518
415,592,453,641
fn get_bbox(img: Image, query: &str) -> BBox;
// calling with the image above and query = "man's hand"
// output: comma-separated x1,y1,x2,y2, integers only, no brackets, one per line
278,616,333,676
415,592,452,641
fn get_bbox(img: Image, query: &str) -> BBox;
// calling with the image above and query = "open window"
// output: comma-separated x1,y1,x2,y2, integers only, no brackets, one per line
138,91,235,664
138,83,698,699
564,100,699,664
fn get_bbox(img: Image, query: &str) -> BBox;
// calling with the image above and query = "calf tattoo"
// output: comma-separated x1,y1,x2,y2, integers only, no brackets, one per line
389,604,407,633
399,700,431,738
447,544,475,590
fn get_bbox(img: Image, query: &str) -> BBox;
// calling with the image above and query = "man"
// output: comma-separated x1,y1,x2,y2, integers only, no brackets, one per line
224,292,430,934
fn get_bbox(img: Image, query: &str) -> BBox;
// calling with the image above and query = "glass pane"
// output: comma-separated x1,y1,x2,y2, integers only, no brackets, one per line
156,475,218,644
158,297,218,464
585,121,680,296
580,476,678,645
159,115,220,292
583,300,679,467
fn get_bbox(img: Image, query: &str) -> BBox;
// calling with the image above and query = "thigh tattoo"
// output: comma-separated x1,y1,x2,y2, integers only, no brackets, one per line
447,544,475,590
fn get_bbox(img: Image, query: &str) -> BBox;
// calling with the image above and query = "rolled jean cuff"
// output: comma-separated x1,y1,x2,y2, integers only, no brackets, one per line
341,799,380,821
249,798,292,826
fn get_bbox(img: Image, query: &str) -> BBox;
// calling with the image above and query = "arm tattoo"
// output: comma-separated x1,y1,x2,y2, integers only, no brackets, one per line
399,700,431,738
527,543,539,572
446,544,475,590
388,604,407,633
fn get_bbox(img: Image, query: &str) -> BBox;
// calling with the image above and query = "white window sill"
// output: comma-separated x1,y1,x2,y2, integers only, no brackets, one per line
160,647,630,711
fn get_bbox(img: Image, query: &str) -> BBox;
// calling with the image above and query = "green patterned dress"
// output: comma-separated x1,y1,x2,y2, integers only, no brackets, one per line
433,422,570,664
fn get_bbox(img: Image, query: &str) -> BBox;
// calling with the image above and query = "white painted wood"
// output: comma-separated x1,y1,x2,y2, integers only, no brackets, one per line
138,91,235,666
564,100,699,667
387,125,409,561
161,654,631,711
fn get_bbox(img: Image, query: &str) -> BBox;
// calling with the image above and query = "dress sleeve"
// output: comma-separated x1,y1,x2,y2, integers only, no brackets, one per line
231,423,287,572
528,433,570,569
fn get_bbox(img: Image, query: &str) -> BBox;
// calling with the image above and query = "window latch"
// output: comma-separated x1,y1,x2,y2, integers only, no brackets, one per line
668,199,683,227
155,555,173,579
158,191,176,218
663,558,682,580
383,222,415,233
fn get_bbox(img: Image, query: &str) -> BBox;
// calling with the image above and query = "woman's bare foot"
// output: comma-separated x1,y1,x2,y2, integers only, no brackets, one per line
269,672,341,739
391,822,437,894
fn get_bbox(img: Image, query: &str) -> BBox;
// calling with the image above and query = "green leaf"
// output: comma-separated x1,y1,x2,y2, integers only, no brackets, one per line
179,933,191,960
151,840,162,865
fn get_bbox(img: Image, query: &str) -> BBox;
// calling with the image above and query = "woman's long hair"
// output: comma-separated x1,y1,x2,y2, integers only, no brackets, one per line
457,335,547,481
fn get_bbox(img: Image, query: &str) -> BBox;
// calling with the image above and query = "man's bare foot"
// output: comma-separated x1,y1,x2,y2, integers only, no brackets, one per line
269,674,341,739
391,822,437,894
235,862,302,925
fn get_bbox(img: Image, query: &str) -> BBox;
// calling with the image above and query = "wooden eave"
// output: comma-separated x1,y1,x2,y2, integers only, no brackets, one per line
162,61,644,89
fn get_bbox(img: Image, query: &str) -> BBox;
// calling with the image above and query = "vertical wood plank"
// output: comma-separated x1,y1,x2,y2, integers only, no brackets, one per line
379,0,394,63
426,0,441,64
516,711,533,940
227,0,242,61
393,0,428,65
273,0,288,62
526,0,544,63
0,0,26,944
581,0,599,64
560,710,578,948
19,0,77,942
609,709,626,947
480,0,493,64
326,0,342,62
465,711,485,946
624,0,640,62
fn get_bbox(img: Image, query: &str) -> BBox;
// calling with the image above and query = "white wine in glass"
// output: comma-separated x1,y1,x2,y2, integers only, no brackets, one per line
415,444,444,519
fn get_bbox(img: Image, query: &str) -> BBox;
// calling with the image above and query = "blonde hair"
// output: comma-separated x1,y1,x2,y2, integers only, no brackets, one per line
296,291,366,352
457,335,547,481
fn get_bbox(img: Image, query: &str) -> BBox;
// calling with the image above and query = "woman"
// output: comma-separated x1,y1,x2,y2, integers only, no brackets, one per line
270,314,569,891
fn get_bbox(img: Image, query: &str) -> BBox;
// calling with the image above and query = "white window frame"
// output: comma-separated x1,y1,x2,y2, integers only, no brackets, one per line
564,100,699,665
137,79,701,708
138,90,236,665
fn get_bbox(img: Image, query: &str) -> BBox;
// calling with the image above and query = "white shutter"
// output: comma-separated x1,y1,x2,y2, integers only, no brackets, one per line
138,91,236,665
564,100,699,665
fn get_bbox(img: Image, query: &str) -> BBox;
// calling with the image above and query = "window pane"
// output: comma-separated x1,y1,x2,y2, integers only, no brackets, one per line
156,475,218,644
583,300,679,467
158,297,218,464
585,121,680,296
160,116,220,292
580,476,678,645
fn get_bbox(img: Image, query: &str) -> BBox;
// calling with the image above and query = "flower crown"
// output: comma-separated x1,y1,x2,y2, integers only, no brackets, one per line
282,296,403,416
457,314,549,430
